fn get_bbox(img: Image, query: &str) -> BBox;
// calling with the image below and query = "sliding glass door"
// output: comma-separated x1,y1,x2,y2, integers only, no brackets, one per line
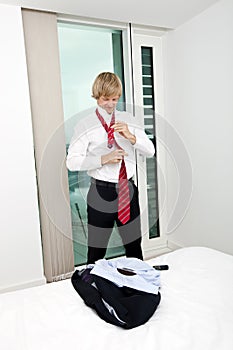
57,21,166,265
57,22,126,265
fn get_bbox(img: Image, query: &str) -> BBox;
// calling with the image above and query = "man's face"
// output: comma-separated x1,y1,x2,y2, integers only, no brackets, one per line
97,95,120,114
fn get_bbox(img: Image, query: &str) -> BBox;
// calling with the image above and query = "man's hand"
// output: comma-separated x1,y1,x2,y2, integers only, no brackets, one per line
112,121,136,145
101,149,128,165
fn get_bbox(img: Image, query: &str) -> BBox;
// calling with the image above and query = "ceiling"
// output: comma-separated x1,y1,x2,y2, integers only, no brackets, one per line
0,0,220,28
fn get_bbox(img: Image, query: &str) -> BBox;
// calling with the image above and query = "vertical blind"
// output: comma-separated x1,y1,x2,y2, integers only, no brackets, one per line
22,9,74,282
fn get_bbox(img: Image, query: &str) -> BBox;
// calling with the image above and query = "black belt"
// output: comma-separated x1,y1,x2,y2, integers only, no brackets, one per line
91,177,133,188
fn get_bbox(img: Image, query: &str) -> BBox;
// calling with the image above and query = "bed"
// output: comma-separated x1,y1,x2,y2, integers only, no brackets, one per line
1,246,233,350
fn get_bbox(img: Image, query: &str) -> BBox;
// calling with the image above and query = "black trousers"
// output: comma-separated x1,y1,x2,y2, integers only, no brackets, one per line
87,178,143,264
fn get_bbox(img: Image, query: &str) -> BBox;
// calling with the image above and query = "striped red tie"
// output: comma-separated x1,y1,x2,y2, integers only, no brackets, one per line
96,109,130,224
118,159,130,224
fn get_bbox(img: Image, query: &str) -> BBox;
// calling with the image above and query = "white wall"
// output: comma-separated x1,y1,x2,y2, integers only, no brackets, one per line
0,4,45,292
164,0,233,254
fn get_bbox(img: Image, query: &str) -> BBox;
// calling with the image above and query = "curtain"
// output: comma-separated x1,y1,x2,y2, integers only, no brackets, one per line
22,9,74,282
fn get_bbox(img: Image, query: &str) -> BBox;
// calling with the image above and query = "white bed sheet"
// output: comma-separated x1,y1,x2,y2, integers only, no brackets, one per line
1,247,233,350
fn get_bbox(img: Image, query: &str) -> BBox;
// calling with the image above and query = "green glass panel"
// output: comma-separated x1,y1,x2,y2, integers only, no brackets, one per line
142,76,152,86
58,22,126,265
144,107,154,115
143,87,153,96
141,46,160,240
142,66,152,75
141,54,151,65
146,158,160,238
144,117,154,125
143,97,153,105
141,47,151,55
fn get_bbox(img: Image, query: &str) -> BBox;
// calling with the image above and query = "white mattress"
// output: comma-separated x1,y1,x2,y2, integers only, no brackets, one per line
1,247,233,350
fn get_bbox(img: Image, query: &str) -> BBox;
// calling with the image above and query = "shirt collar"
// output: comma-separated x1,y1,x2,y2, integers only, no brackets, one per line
97,105,115,122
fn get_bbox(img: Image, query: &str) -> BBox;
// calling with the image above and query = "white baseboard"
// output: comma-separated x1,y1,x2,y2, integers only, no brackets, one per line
0,277,46,294
167,240,183,251
143,240,184,260
143,244,172,260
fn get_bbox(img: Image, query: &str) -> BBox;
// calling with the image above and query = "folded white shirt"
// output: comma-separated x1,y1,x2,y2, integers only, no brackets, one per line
90,257,160,295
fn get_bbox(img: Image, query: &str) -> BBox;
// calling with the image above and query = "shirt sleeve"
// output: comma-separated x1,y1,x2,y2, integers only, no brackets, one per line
133,126,155,157
66,129,102,171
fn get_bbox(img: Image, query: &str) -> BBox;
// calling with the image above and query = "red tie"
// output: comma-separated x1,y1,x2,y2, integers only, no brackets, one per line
96,109,130,224
117,159,130,224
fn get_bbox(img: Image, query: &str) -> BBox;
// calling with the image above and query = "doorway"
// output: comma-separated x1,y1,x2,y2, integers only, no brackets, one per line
57,21,126,265
57,21,165,265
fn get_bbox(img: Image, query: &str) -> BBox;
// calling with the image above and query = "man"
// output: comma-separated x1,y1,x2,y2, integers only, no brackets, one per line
66,72,155,264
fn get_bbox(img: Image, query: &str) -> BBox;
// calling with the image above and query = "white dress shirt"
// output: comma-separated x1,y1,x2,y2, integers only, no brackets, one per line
90,257,160,294
66,106,155,182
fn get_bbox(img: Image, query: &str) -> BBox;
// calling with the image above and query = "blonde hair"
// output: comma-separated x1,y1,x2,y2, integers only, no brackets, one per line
92,72,122,99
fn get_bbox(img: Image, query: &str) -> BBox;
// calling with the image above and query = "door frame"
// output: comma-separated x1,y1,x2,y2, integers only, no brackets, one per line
131,26,168,257
57,15,169,259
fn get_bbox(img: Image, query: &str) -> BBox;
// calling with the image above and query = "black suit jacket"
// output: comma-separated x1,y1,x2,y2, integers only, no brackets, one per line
71,269,161,329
